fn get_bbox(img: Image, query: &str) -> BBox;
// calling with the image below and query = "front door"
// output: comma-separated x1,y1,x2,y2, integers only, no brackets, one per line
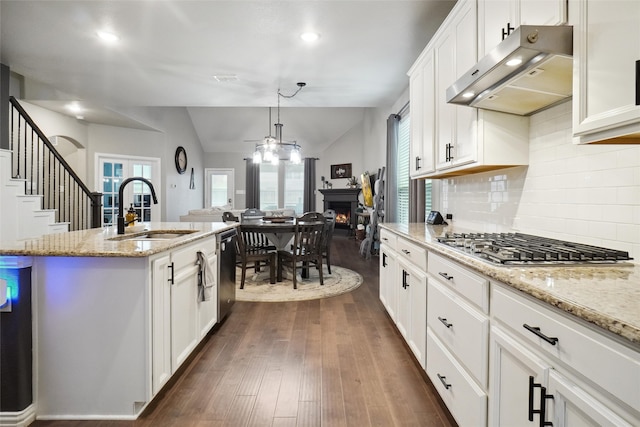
204,168,234,208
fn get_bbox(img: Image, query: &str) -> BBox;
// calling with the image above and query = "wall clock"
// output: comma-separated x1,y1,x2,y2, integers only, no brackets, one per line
175,146,187,174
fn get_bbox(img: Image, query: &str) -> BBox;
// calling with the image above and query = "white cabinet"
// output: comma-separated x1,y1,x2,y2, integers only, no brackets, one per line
397,255,427,368
378,229,427,369
426,252,490,426
379,231,398,322
434,0,478,171
406,0,530,179
151,237,218,395
572,0,640,144
479,0,568,56
408,48,435,178
489,283,640,426
151,253,172,395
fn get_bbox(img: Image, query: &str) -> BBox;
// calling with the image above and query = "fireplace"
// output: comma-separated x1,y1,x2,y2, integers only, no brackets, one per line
319,188,361,231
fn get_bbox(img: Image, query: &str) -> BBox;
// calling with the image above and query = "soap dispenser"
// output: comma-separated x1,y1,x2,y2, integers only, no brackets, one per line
126,204,137,227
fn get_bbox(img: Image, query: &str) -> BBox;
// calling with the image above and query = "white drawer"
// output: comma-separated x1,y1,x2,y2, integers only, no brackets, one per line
428,279,489,388
427,328,487,427
428,252,489,313
379,228,397,251
397,237,427,271
492,284,640,411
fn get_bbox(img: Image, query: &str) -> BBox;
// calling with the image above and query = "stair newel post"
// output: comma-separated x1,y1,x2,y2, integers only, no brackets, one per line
91,192,103,229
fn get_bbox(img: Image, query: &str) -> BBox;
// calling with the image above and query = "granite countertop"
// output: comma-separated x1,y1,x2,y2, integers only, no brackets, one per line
0,222,237,257
380,223,640,346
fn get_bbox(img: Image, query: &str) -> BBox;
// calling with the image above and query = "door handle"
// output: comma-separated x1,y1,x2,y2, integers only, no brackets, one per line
168,262,174,285
437,373,451,390
438,272,454,281
438,317,453,328
382,253,387,267
529,376,553,426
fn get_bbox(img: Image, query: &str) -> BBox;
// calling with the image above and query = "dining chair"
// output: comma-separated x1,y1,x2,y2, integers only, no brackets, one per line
235,228,276,288
322,209,337,274
222,211,239,222
277,217,325,289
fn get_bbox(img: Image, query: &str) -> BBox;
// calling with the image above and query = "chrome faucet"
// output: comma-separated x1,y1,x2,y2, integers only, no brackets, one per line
117,177,158,234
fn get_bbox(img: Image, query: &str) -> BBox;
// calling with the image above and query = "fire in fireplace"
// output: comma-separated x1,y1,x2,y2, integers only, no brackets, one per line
319,188,361,232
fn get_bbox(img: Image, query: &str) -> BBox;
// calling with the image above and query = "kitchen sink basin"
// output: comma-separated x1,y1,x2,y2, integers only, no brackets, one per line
109,229,198,241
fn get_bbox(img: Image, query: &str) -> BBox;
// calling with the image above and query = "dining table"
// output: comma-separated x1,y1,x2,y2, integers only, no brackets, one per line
239,216,325,280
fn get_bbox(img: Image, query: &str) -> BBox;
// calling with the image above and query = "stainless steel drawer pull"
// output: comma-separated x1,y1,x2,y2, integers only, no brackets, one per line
438,317,453,328
438,272,453,280
437,374,451,389
523,324,559,346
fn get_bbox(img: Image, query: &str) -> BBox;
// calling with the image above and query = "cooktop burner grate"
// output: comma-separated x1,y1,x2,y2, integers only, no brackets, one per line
436,232,633,265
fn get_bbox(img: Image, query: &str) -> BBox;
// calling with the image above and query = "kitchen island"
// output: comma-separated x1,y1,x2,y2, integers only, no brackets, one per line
0,222,237,422
379,222,640,427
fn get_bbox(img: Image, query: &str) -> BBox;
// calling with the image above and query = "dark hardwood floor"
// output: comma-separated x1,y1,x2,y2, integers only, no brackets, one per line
33,234,456,427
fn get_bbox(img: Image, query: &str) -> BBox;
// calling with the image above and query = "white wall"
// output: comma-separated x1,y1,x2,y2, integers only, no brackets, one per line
435,101,640,258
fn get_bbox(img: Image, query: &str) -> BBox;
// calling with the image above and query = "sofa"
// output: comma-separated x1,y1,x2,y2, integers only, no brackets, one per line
179,205,296,222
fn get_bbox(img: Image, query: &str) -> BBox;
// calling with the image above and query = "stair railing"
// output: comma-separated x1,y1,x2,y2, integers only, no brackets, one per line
9,96,102,231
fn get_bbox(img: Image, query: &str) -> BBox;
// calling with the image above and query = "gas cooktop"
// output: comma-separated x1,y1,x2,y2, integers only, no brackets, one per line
437,232,633,266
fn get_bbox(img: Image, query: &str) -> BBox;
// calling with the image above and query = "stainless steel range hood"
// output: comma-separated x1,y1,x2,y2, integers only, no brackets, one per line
447,25,573,116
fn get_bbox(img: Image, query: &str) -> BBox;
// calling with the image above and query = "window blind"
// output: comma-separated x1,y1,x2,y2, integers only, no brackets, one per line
397,113,410,224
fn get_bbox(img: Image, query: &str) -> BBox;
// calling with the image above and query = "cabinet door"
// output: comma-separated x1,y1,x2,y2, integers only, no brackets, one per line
435,29,456,170
573,0,640,143
547,370,635,427
519,0,567,26
409,49,436,178
379,245,398,322
396,260,411,340
410,65,426,178
451,0,478,168
435,0,478,170
479,0,515,57
197,240,218,338
171,251,200,371
151,254,172,396
489,326,551,427
407,264,427,369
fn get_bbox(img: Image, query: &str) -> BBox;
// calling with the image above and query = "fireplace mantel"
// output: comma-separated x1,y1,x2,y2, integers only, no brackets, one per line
319,188,361,231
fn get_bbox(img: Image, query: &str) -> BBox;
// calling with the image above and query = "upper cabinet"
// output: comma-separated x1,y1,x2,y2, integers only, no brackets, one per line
479,0,568,56
572,0,640,144
408,50,436,178
408,0,529,179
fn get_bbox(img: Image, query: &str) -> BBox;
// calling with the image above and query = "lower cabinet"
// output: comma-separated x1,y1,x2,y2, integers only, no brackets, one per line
378,229,427,369
151,237,218,396
397,256,427,368
378,228,640,427
489,284,640,427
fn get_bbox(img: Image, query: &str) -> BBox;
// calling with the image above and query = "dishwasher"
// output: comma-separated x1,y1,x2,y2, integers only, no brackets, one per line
217,228,237,321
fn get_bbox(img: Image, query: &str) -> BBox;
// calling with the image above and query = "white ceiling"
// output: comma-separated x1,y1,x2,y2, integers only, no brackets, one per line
1,0,455,153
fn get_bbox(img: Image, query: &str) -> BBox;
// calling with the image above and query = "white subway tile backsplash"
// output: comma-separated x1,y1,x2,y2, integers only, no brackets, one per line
436,102,640,255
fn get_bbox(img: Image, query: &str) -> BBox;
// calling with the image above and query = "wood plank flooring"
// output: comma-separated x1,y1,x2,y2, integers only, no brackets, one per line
32,235,456,427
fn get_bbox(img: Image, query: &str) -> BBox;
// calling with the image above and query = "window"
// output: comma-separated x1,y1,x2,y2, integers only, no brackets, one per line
259,161,304,214
396,113,411,223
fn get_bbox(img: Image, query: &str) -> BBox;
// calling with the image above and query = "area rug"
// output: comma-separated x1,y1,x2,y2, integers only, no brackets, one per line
236,265,363,302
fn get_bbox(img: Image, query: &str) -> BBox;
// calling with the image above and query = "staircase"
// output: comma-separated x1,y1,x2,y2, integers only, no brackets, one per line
0,97,101,244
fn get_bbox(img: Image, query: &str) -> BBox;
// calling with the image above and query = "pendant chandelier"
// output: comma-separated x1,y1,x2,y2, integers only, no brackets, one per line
252,83,305,165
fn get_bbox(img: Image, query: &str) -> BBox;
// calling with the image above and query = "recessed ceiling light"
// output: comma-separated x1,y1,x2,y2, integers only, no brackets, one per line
96,30,120,43
300,32,320,42
66,102,83,113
